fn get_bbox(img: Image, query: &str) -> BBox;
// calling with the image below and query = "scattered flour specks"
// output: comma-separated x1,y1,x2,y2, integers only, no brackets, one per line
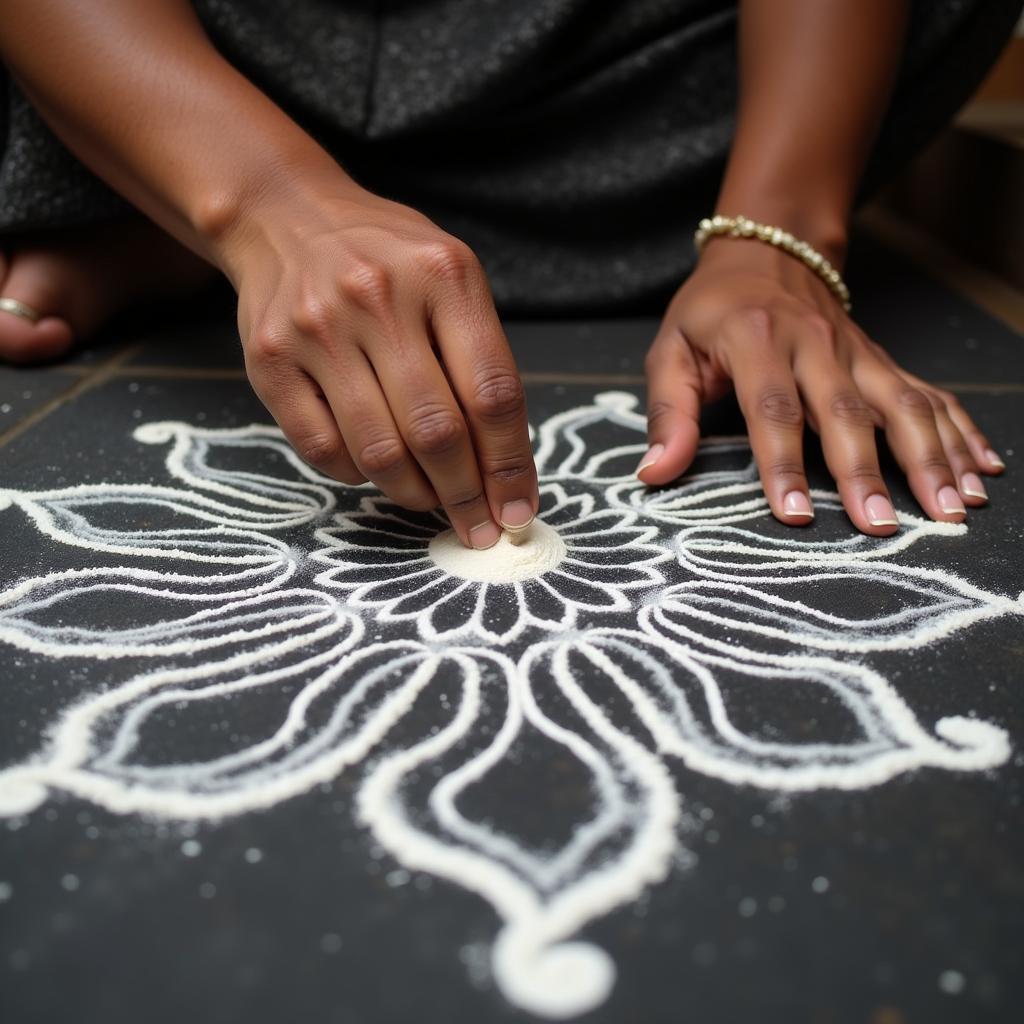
939,969,967,995
0,392,1017,1019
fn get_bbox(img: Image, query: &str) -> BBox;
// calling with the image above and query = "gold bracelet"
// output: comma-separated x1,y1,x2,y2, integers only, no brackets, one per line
694,214,851,313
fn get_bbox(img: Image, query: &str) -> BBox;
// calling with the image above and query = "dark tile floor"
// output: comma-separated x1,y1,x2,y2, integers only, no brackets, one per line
0,234,1021,1024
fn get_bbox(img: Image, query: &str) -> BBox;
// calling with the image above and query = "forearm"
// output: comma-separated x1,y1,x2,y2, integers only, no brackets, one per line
714,0,910,265
0,0,367,272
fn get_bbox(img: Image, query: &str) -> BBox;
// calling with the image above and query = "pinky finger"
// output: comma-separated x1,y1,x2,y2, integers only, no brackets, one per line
940,393,1005,475
885,358,1005,477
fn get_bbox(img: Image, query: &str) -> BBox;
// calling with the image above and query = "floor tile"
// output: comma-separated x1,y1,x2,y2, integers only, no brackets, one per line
1,224,1022,1024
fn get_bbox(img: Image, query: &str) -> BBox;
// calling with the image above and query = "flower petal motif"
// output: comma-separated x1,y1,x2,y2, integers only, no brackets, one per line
311,483,670,644
544,628,1009,791
0,393,1018,1019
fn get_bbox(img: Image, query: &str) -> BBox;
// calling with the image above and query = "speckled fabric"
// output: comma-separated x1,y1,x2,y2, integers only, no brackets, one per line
0,0,1020,314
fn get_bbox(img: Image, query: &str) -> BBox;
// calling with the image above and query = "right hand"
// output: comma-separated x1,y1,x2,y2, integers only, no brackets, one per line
222,188,539,549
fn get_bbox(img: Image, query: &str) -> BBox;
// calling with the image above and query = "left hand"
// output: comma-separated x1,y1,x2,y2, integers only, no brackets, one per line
638,237,1004,535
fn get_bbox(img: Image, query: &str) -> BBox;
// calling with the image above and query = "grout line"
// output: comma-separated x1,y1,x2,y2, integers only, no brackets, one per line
90,364,1024,394
0,343,144,449
856,206,1024,333
52,364,96,378
110,365,249,380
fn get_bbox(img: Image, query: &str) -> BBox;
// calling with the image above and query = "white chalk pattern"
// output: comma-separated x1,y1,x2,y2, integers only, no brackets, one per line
0,392,1017,1018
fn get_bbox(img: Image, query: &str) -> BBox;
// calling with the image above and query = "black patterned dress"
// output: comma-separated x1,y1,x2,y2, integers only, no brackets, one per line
0,1,1020,314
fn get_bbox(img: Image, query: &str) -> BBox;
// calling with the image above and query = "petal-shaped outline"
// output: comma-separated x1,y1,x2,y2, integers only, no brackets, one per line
359,642,680,1019
647,569,1020,656
531,627,1010,792
0,398,1016,1022
0,570,325,658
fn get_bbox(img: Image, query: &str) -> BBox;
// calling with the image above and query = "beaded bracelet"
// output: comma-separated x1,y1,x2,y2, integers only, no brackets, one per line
693,214,851,313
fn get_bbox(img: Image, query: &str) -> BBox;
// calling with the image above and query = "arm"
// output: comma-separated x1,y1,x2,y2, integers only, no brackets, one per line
0,0,540,547
0,0,349,263
641,0,1002,534
715,0,909,267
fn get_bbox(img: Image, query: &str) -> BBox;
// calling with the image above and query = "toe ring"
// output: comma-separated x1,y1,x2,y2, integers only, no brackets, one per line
0,297,42,324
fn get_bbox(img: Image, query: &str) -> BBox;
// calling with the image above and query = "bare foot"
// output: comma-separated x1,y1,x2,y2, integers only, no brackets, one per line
0,218,217,365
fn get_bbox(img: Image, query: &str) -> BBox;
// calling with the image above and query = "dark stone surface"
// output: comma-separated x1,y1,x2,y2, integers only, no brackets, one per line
0,241,1022,1024
0,366,79,434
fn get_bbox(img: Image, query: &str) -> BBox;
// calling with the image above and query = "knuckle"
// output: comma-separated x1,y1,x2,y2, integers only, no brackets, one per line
291,290,335,339
722,306,773,345
418,237,478,284
828,391,874,427
765,458,806,478
405,405,466,456
357,436,407,477
337,259,392,311
246,323,291,366
482,452,533,486
756,386,803,429
842,462,885,486
917,454,953,475
646,399,676,429
470,370,526,424
445,489,488,515
296,432,342,470
895,385,934,417
802,313,836,349
945,442,972,461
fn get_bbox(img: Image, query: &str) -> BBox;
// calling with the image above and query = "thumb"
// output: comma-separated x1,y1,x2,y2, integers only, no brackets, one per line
638,325,703,486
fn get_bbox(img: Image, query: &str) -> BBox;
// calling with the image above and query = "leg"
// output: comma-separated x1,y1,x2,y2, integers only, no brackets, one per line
0,216,217,364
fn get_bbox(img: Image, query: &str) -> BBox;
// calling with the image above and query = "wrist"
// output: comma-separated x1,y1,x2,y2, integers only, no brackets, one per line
708,193,849,270
194,150,372,284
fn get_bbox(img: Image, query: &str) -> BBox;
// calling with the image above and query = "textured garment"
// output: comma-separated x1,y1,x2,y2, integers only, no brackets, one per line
0,0,1020,315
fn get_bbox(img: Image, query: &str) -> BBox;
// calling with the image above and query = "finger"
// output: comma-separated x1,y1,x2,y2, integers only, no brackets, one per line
427,254,539,532
864,340,1004,476
794,347,896,535
925,394,988,506
934,388,1005,476
853,364,966,523
639,324,703,486
316,347,439,510
722,310,814,524
247,355,366,485
366,316,500,550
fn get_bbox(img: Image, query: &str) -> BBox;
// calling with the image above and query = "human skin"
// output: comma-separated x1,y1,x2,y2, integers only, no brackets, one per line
0,0,540,551
639,0,1004,534
0,0,1004,539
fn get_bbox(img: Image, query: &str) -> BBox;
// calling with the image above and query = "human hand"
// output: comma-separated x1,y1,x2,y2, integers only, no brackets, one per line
639,237,1004,534
221,187,539,549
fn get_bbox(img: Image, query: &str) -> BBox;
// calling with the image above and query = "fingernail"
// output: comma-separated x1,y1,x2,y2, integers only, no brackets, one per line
864,494,899,527
636,443,665,476
960,473,988,501
469,521,501,550
938,485,966,515
500,499,535,530
782,490,814,518
985,448,1006,470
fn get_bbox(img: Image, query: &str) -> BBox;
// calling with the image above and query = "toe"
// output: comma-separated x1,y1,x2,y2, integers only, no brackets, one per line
0,313,73,364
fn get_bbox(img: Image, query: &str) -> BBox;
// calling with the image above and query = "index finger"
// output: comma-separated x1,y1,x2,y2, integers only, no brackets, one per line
427,253,540,533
